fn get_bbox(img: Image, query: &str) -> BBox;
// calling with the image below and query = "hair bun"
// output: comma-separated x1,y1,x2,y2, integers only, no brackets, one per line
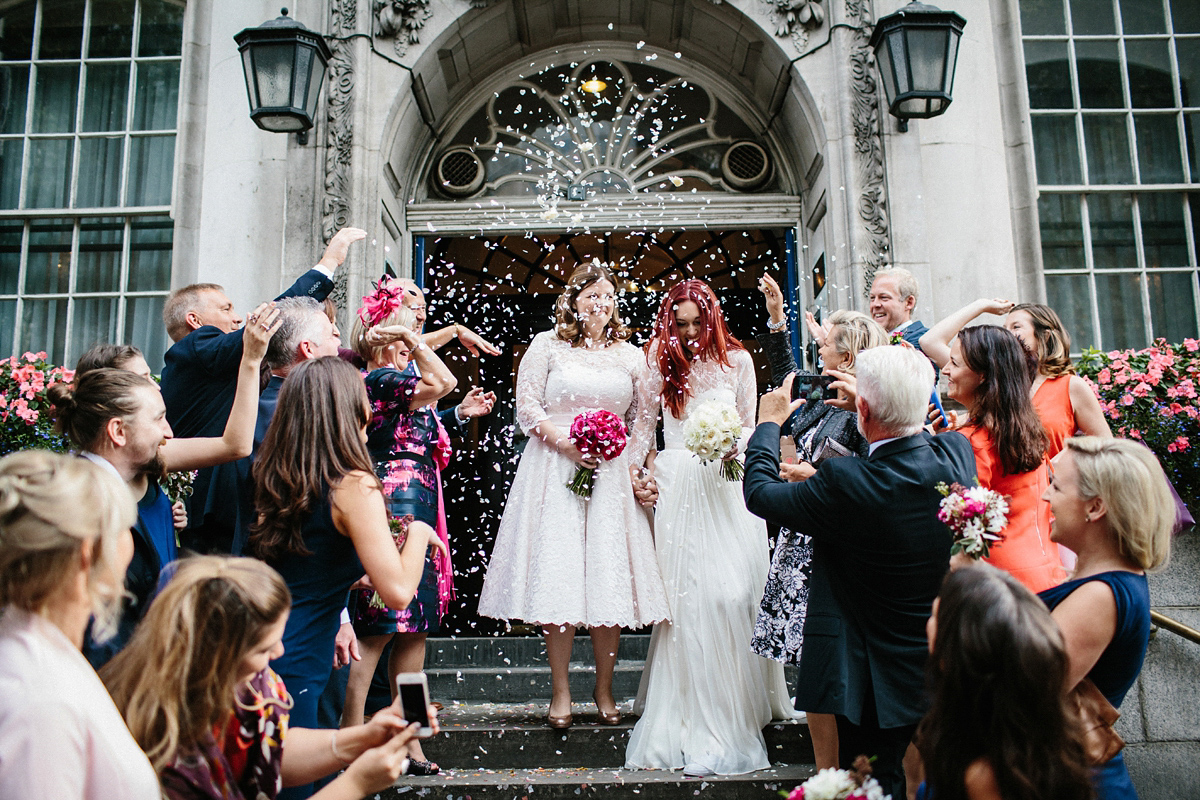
0,474,22,517
45,380,76,411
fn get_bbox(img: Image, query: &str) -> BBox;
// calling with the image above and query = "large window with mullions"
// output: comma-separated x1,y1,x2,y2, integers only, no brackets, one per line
1021,0,1200,351
0,0,183,371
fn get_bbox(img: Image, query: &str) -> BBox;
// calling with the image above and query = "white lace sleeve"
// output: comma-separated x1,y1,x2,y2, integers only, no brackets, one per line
629,352,663,466
515,331,553,435
733,349,758,430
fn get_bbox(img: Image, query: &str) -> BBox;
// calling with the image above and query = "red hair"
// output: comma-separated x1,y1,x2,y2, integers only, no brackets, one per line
649,279,744,419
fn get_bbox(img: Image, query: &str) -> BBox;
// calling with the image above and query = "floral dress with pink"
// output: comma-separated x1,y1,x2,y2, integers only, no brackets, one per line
348,367,453,634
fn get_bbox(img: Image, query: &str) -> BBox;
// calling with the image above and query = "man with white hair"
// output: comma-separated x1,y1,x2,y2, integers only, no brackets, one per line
743,345,976,799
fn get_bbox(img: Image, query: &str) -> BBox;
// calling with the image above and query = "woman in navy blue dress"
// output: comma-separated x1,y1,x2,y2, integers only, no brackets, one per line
1040,437,1174,800
248,357,445,800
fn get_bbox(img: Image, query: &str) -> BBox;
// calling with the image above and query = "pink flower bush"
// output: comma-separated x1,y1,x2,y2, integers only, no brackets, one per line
0,352,73,456
1078,340,1200,509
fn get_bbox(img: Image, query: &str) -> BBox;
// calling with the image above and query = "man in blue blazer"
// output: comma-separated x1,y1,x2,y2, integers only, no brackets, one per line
160,227,365,553
743,345,976,799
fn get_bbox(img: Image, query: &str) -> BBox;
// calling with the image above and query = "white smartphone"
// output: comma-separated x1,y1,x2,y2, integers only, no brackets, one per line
395,672,433,736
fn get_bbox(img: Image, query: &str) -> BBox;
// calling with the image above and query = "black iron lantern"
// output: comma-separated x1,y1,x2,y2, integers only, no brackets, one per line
234,8,332,142
869,1,966,129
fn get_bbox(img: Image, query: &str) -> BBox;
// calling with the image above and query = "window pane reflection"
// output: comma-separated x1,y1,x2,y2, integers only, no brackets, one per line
25,138,73,209
21,297,67,363
1025,41,1073,109
1076,41,1123,109
1096,272,1147,349
124,294,166,372
1149,272,1199,341
87,0,134,59
138,0,185,57
83,63,130,132
0,220,21,293
70,295,118,357
24,218,72,294
1120,0,1167,35
32,65,79,133
1139,193,1188,269
76,217,122,292
1032,115,1082,184
1039,193,1086,269
1125,39,1175,109
127,135,173,205
1020,0,1067,35
1083,116,1134,183
1045,273,1095,347
1089,193,1136,268
1069,0,1115,35
76,136,123,207
37,0,85,60
1134,114,1184,183
128,216,171,291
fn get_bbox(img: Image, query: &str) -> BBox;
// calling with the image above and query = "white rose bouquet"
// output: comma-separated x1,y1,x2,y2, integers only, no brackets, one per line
681,399,744,481
781,757,891,800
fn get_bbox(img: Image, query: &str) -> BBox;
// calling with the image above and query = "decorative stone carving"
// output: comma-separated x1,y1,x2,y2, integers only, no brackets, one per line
374,0,433,56
844,0,891,281
323,0,356,310
766,1,826,38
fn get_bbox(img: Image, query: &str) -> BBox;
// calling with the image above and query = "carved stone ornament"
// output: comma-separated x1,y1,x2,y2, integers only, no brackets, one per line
374,0,433,57
844,0,891,281
323,0,356,308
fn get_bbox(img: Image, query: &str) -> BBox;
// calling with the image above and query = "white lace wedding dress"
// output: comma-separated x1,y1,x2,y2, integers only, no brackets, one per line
624,349,796,775
477,330,669,628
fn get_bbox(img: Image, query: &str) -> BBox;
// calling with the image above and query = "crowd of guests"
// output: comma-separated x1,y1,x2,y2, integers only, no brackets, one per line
0,232,1180,800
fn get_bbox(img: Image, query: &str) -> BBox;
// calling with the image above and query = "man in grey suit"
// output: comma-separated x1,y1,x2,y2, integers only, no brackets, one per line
744,346,976,798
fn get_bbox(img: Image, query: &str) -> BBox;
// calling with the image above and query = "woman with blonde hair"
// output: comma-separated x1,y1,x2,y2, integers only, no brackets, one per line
749,298,889,771
0,451,159,800
478,260,669,728
103,556,431,800
341,286,456,775
1039,436,1173,800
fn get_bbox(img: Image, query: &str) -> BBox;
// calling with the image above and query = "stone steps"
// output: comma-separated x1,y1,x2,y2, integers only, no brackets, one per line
380,765,814,799
421,701,813,770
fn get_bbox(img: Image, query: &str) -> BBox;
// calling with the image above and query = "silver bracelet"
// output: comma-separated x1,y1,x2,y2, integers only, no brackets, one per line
766,317,787,332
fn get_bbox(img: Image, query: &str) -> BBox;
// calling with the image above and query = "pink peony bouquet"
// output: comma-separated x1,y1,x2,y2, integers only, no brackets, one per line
566,409,628,497
936,481,1009,559
782,757,890,800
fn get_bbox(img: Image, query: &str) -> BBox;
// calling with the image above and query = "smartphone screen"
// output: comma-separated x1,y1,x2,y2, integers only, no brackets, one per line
792,374,835,402
396,674,432,733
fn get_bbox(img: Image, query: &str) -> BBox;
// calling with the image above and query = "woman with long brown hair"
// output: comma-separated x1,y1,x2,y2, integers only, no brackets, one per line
932,325,1064,592
103,556,432,800
477,260,669,729
247,357,445,798
917,565,1093,800
624,279,794,776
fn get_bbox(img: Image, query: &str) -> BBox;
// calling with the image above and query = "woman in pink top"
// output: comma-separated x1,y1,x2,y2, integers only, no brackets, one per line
0,451,160,800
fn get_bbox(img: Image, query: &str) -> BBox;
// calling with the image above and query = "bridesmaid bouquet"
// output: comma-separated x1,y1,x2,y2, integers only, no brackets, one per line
368,515,412,610
566,409,628,498
681,400,744,481
935,481,1010,559
782,757,890,799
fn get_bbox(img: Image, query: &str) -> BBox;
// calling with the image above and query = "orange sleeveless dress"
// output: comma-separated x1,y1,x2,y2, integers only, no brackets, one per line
1032,375,1076,459
963,424,1065,593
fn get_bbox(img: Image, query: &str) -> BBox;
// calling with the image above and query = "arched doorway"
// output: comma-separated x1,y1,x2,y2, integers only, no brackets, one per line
383,30,823,633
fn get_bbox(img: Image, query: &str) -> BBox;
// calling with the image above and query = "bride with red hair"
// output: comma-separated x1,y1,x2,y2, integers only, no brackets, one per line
625,279,794,776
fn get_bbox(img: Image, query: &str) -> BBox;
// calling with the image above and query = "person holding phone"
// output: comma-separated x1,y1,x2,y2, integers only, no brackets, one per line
625,280,795,777
103,556,438,800
752,279,888,772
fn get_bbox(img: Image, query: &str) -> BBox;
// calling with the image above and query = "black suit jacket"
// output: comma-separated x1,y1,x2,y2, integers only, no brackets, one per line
160,269,333,544
744,423,976,729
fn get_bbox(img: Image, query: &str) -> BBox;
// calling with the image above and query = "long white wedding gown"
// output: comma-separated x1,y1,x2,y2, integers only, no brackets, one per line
477,330,669,628
625,349,796,775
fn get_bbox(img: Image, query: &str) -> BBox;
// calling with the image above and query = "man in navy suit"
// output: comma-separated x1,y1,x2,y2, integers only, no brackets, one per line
743,345,976,799
869,267,928,347
160,227,365,553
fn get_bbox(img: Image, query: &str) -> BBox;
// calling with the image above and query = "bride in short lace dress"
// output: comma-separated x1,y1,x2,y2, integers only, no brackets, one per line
624,280,794,776
477,262,669,727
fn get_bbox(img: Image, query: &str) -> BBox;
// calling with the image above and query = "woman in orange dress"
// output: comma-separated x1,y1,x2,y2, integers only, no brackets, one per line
1005,303,1111,457
937,325,1065,592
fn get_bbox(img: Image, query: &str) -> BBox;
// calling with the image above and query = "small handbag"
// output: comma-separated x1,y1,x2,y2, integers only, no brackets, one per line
1071,677,1125,766
810,437,853,467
